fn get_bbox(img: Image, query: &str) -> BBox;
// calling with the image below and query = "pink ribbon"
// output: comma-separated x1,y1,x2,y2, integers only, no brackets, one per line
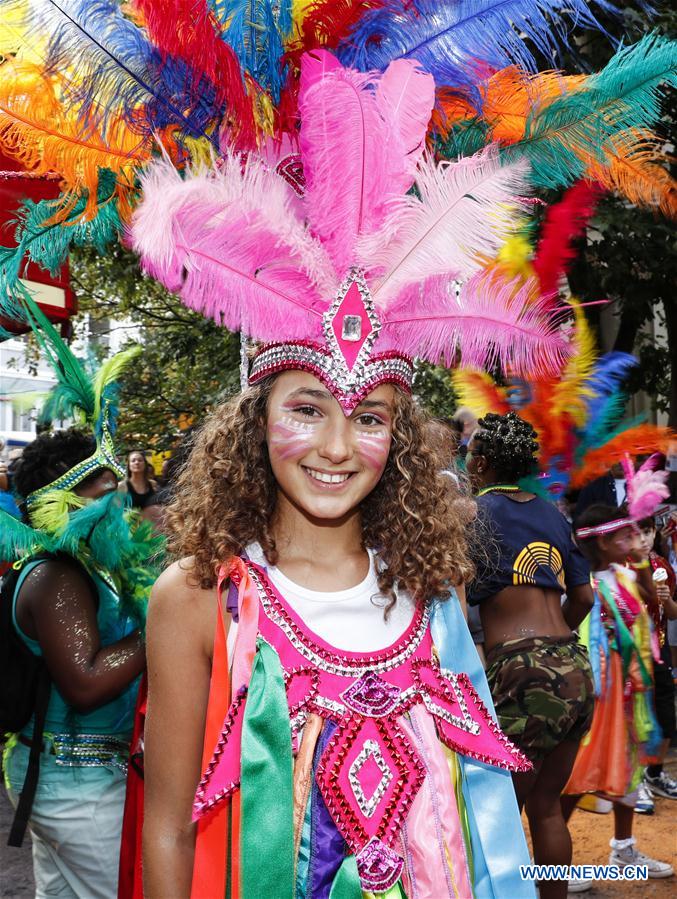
219,557,260,692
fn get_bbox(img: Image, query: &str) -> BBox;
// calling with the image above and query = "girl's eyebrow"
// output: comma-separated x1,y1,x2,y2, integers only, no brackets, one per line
286,387,333,401
356,400,391,412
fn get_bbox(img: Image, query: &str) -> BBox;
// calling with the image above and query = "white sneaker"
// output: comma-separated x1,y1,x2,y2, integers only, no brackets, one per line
634,780,655,814
645,770,677,799
568,876,593,892
609,844,674,878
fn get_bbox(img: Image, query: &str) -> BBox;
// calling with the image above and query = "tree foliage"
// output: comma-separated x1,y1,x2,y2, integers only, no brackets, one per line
72,244,240,450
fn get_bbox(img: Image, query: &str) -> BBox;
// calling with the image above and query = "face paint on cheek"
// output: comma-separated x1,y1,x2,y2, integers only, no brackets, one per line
268,417,316,460
356,429,391,469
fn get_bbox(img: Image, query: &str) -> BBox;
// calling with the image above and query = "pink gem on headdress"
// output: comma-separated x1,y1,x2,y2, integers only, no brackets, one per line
323,270,381,390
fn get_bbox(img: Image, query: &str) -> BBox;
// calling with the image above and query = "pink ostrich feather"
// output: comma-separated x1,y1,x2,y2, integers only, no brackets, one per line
379,271,570,376
359,148,532,307
299,51,434,278
131,156,336,342
622,453,670,521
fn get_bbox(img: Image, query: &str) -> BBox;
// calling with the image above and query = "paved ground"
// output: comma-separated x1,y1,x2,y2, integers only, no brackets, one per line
1,751,675,898
0,785,34,898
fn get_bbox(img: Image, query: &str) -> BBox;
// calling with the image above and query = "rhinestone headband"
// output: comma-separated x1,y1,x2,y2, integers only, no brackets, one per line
575,517,636,540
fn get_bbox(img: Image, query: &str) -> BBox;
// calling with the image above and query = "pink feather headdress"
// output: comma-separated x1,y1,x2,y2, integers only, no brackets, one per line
132,51,569,413
622,453,670,522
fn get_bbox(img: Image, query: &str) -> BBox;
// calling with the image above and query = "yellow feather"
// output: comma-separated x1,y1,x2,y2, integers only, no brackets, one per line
451,369,509,418
550,300,597,427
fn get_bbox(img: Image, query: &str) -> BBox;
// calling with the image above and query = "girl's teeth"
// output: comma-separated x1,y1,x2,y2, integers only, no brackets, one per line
307,469,350,484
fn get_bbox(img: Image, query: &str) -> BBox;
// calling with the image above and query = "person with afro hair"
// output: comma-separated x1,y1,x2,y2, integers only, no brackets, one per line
466,412,595,899
4,428,145,898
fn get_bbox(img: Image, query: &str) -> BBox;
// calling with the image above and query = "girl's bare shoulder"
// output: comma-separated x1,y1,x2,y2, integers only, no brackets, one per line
150,557,224,653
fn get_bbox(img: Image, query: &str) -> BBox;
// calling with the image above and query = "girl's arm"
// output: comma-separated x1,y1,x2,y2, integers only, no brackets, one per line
143,560,227,899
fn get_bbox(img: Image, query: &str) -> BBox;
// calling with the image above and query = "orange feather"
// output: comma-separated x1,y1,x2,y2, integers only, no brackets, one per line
451,369,509,418
0,60,148,219
571,425,675,489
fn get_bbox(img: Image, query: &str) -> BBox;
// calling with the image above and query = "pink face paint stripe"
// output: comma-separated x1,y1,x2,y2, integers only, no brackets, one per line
356,431,391,468
269,420,315,460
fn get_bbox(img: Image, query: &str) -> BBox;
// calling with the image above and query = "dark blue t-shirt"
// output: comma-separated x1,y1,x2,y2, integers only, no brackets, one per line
467,493,590,606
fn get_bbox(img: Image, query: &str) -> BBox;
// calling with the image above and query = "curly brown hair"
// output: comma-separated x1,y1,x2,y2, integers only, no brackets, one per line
166,378,475,608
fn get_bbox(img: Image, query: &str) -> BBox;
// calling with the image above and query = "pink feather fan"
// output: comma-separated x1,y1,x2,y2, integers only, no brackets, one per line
622,453,670,521
132,51,569,380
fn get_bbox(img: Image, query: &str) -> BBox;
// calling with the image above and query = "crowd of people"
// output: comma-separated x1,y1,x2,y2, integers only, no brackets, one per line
1,401,675,898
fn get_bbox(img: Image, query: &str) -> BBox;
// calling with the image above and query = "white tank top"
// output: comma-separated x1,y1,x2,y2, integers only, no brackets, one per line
226,543,415,654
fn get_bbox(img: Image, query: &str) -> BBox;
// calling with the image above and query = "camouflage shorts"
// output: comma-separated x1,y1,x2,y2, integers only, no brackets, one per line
486,635,594,762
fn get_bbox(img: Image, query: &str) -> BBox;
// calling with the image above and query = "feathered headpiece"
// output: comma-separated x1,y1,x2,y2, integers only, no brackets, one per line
9,291,140,529
452,182,676,496
622,453,670,523
132,51,569,412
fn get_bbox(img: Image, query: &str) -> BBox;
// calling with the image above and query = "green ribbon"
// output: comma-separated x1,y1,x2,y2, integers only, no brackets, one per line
596,579,652,687
241,638,295,899
327,856,409,899
329,855,362,899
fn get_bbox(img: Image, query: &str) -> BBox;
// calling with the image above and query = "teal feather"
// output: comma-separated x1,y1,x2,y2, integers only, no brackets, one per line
434,117,490,159
501,33,677,190
577,410,647,462
13,294,97,426
41,491,165,630
0,174,121,322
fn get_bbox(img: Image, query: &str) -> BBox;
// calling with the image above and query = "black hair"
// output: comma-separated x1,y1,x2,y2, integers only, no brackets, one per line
574,503,627,568
637,515,656,531
13,428,96,498
445,417,464,438
472,412,538,482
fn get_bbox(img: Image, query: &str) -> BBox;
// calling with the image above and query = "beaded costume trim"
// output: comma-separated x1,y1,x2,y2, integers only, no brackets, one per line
248,565,430,676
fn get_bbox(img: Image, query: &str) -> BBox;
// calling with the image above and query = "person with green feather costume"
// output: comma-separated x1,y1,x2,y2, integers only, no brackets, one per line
1,293,164,899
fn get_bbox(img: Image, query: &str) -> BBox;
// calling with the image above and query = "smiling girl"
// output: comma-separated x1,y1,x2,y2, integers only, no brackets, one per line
130,50,569,899
142,368,536,899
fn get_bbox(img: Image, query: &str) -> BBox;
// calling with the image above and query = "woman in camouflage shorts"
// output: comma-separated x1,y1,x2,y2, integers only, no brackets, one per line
466,413,595,899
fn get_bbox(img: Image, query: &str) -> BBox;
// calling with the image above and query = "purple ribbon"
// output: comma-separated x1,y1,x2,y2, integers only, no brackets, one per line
308,721,347,899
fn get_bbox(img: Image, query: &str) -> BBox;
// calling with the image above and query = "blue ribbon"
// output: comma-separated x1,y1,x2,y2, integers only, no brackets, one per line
431,594,536,899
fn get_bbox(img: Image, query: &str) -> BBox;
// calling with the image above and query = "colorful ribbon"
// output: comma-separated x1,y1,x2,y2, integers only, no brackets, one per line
240,638,295,899
431,592,535,899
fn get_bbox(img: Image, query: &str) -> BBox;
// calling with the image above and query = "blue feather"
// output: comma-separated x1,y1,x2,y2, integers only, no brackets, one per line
24,0,223,147
339,0,615,93
584,352,636,424
213,0,292,102
588,588,608,696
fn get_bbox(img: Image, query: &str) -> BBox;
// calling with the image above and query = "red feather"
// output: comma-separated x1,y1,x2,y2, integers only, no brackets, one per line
532,181,603,299
286,1,384,71
130,0,256,147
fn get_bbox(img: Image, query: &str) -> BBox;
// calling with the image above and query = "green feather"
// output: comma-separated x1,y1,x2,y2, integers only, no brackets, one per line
502,33,677,190
92,345,142,429
15,293,97,425
0,508,53,561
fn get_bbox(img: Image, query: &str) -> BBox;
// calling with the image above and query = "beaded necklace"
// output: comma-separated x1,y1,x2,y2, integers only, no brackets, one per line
477,484,521,497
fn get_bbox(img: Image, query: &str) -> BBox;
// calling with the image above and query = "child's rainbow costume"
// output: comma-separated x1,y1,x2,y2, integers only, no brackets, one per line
566,459,667,798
